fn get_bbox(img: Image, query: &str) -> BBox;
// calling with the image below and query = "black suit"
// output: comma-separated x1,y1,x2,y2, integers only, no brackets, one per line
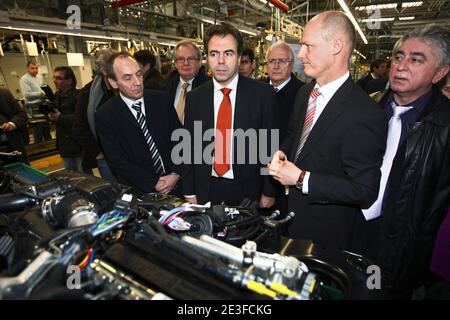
356,73,374,91
95,90,181,194
165,71,210,107
183,76,278,205
266,74,305,142
0,89,29,164
281,77,387,251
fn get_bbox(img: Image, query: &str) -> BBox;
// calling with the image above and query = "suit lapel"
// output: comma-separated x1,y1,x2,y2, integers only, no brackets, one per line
295,77,353,163
234,77,248,131
116,95,140,130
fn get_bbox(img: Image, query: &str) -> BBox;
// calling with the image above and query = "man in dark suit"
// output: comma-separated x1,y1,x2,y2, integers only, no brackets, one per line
0,89,29,164
95,52,181,195
265,41,304,143
356,58,388,92
182,24,278,208
165,40,209,124
268,11,387,252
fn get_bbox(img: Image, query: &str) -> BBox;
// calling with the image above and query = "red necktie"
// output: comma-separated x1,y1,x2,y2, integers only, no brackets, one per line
214,88,232,176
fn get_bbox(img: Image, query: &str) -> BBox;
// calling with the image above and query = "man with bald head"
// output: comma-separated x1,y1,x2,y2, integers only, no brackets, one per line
268,11,387,252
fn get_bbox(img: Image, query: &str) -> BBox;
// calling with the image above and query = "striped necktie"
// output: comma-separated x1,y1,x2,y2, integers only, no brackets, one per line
294,88,320,161
131,101,166,177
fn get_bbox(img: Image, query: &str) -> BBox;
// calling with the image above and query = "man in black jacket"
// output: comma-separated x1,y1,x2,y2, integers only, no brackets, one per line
366,24,450,297
265,41,304,142
182,24,278,207
268,11,387,251
165,40,209,124
49,66,81,171
0,89,29,164
95,52,181,195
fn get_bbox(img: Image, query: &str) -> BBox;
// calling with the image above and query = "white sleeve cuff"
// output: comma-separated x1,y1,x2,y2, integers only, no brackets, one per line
302,171,310,194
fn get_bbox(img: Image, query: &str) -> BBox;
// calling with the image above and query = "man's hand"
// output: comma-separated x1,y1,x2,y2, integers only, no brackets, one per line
155,173,180,194
1,122,14,132
259,194,275,208
268,151,302,186
48,109,61,122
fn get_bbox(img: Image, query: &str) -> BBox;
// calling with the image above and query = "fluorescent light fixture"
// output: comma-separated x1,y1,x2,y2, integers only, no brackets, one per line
239,29,258,36
353,49,366,60
402,1,423,8
399,16,415,20
337,0,368,45
361,17,395,22
0,25,128,41
355,3,397,11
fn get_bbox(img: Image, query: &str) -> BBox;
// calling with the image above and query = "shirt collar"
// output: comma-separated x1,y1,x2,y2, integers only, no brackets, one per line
315,71,349,101
213,72,239,93
120,92,144,109
270,75,292,91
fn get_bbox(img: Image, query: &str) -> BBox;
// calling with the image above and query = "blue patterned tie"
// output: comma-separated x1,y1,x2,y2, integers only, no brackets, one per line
131,101,165,177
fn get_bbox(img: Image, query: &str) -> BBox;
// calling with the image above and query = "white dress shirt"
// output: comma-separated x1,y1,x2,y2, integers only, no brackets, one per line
120,93,145,119
211,73,239,179
270,75,291,91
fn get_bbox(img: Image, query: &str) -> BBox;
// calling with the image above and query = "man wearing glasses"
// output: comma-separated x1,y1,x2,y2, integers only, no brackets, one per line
265,41,304,143
165,40,209,124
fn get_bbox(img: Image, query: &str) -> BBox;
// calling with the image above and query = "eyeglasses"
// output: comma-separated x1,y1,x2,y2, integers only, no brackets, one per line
175,56,199,64
53,76,65,80
267,58,292,66
240,59,252,65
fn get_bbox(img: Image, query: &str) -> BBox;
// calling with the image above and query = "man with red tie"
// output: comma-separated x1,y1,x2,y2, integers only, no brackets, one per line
268,11,387,252
182,24,278,207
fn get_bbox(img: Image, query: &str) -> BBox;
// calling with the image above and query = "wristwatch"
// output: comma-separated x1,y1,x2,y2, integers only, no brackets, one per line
295,170,306,190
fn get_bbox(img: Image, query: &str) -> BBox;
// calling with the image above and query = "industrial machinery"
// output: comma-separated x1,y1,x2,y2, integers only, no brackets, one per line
0,169,373,300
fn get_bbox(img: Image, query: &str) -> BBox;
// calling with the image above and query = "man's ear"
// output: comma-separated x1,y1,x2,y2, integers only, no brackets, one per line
332,38,344,55
107,77,119,90
432,64,450,84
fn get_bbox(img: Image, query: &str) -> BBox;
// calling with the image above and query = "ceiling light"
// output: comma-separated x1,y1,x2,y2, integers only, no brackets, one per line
355,3,398,11
361,17,395,22
402,1,423,8
337,0,368,45
399,16,415,20
0,25,128,41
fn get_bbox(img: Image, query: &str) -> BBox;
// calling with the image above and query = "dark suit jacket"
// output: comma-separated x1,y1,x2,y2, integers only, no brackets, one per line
183,76,279,204
95,90,181,194
165,71,210,107
265,74,304,142
281,77,387,251
0,89,29,163
356,73,373,91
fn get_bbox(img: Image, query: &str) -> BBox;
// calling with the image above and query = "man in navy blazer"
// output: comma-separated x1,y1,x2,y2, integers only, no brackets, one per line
268,11,387,252
95,52,181,195
182,24,278,207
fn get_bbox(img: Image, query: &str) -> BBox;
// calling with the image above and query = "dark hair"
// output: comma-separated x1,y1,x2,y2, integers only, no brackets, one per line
370,59,387,72
203,23,243,56
54,66,77,87
134,50,157,69
26,58,38,67
105,51,137,80
242,48,255,62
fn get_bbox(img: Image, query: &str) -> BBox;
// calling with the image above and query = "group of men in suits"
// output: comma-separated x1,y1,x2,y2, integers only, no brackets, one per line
93,12,449,298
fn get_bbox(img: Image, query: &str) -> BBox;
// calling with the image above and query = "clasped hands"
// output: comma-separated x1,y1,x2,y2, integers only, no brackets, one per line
267,150,302,186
